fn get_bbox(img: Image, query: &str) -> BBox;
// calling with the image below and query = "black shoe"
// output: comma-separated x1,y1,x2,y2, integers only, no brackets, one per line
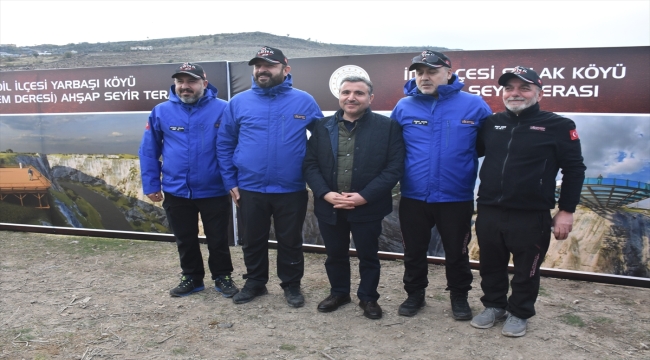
398,289,426,317
451,293,472,320
232,282,268,304
169,275,205,297
317,294,351,313
214,274,239,298
283,285,305,308
359,300,382,319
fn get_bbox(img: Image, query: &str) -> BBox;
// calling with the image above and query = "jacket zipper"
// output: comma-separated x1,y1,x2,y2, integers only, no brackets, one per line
498,121,519,203
445,120,450,148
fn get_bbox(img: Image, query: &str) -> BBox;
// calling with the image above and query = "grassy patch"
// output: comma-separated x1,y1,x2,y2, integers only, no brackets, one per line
592,316,613,324
560,313,585,327
621,207,649,215
279,344,296,351
236,353,248,359
119,153,138,160
14,328,35,341
172,347,187,355
0,152,19,164
0,201,49,225
80,182,168,233
433,294,446,302
50,189,93,228
69,190,104,229
619,299,636,306
37,236,156,258
538,286,549,297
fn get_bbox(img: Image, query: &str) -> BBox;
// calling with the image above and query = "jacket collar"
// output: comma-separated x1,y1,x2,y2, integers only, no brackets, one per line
251,73,293,96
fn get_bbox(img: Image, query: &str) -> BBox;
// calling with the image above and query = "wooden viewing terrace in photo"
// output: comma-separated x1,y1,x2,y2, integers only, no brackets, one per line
0,166,52,208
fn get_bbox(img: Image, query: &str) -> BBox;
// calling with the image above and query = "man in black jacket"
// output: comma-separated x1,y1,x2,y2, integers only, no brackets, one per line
472,66,586,337
303,76,404,319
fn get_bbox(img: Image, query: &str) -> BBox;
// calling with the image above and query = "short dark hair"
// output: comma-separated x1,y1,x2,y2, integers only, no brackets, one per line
340,76,373,95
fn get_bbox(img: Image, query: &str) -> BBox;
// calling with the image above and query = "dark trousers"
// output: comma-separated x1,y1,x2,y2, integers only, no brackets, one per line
475,204,552,319
238,189,307,288
318,211,383,302
163,193,233,283
399,198,474,295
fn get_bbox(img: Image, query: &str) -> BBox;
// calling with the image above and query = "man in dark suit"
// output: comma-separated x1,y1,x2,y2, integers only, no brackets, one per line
303,76,404,319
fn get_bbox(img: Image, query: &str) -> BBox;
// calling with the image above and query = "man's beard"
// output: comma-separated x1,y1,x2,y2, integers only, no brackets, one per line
177,88,203,104
254,71,284,88
505,96,537,113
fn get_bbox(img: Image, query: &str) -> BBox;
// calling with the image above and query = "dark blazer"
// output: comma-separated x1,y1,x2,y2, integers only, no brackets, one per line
303,109,405,225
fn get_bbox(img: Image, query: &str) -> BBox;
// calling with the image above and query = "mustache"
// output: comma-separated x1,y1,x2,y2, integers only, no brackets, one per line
256,71,273,79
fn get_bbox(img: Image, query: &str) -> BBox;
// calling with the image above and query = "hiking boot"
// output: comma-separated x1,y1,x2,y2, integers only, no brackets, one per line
450,293,473,320
502,313,528,337
214,275,239,298
169,275,205,297
232,282,268,304
470,307,507,329
283,285,305,308
398,289,426,317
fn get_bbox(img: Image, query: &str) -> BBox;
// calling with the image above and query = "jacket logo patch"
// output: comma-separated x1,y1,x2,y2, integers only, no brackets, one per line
494,125,507,130
461,120,475,125
145,122,150,130
530,126,546,131
294,114,306,120
413,120,428,125
169,126,185,132
570,129,579,140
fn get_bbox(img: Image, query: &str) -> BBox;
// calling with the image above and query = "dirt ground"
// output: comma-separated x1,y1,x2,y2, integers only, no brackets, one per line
1,231,649,360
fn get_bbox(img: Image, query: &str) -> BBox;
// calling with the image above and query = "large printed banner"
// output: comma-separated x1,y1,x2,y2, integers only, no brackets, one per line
1,47,649,280
0,62,229,113
230,47,649,113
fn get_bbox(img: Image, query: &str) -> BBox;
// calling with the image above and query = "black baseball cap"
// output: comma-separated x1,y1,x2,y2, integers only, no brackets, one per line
248,46,288,66
498,66,543,88
172,62,206,80
409,50,452,71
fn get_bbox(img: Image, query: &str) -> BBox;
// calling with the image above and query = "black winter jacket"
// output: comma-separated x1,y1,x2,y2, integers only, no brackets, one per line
303,109,404,225
476,103,586,212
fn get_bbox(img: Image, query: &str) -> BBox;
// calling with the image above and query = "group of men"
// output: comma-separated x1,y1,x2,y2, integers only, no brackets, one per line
139,46,585,338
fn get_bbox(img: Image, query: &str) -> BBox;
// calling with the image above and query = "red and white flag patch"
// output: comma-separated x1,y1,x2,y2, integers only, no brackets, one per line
569,129,579,140
145,121,150,130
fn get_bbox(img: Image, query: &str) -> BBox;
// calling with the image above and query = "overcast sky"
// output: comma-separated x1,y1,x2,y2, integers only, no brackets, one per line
1,1,649,50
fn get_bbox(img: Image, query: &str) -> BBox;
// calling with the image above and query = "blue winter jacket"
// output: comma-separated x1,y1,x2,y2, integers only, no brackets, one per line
390,74,492,203
139,83,228,199
217,74,323,193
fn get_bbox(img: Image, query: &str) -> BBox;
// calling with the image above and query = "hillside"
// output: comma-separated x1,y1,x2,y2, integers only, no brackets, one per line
0,31,449,71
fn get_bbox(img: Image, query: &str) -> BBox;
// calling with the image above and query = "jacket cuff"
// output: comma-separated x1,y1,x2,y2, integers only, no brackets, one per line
558,205,576,213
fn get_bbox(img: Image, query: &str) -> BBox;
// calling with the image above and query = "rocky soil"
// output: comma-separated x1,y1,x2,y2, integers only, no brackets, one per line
1,231,649,359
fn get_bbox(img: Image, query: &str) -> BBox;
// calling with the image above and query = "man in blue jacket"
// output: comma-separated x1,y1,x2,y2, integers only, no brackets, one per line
303,76,404,319
139,63,238,298
217,46,323,307
391,51,492,319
